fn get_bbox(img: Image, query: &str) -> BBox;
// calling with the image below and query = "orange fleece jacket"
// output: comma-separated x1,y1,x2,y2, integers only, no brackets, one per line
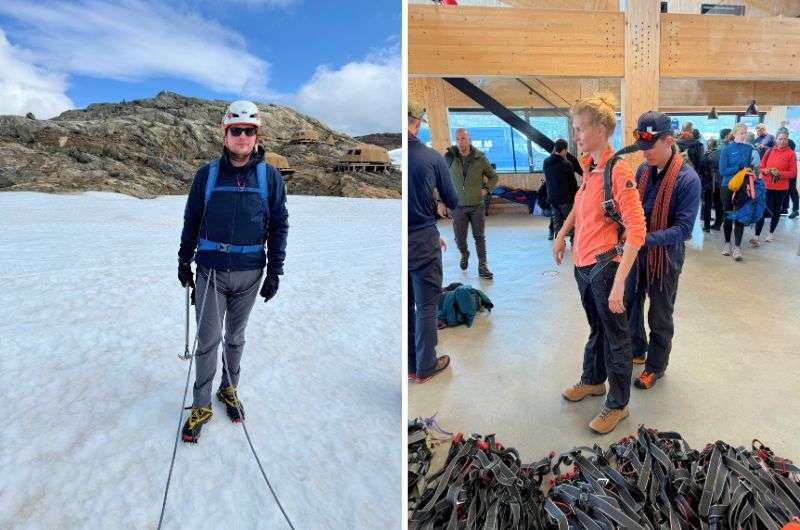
573,145,646,267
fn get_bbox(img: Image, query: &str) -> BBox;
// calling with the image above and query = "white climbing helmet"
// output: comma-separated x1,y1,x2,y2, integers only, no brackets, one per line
222,100,261,130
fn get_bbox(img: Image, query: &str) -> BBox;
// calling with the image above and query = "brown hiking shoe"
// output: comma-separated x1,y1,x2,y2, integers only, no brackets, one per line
562,381,606,402
413,355,451,384
589,405,629,434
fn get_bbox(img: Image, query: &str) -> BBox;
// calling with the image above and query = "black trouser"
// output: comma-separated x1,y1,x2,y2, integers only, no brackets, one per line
702,187,724,230
782,178,799,213
755,189,789,236
408,226,443,377
575,260,632,410
625,248,683,375
721,187,744,246
551,202,574,241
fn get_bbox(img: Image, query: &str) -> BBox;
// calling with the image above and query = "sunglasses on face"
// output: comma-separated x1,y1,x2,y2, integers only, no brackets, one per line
632,129,669,142
229,127,257,137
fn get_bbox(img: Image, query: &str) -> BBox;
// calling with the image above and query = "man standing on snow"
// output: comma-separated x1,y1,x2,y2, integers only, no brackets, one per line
178,100,289,442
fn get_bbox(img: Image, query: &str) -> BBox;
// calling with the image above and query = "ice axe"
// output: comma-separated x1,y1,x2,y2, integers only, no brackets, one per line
179,284,192,360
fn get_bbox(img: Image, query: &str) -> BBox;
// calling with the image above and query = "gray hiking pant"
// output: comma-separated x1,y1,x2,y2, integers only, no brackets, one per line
452,204,487,266
192,266,262,408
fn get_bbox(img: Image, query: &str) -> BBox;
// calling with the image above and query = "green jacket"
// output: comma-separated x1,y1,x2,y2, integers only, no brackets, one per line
444,146,499,207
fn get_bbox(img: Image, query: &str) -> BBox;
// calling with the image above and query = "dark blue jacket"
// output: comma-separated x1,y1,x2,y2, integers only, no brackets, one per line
408,134,458,232
719,142,759,188
635,157,701,254
179,147,289,274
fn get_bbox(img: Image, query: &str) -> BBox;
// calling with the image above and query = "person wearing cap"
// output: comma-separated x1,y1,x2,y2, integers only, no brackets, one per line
554,94,646,434
624,111,701,390
177,100,289,442
408,99,459,383
443,128,499,279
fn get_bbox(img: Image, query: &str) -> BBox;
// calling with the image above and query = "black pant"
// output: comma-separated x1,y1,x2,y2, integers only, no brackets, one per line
625,249,683,374
755,189,789,236
702,187,724,230
551,202,574,241
408,227,443,377
721,187,744,246
782,178,799,213
574,260,632,410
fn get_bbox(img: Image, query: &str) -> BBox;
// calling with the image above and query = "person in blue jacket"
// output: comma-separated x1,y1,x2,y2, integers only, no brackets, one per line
408,99,459,384
625,111,701,390
177,100,289,442
718,122,760,262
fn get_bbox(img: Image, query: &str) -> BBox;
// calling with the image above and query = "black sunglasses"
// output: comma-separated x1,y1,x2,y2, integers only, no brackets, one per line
229,127,257,137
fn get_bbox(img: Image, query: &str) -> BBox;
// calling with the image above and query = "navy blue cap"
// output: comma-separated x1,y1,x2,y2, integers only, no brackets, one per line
615,111,673,156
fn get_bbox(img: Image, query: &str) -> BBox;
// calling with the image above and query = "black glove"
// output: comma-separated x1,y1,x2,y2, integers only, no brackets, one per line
178,262,194,289
260,274,279,303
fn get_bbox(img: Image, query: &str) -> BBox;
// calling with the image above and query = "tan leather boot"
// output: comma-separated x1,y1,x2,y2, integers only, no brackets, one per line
562,381,606,402
589,405,629,434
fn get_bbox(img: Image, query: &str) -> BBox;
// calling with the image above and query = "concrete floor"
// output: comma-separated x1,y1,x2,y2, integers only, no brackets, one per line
409,208,800,463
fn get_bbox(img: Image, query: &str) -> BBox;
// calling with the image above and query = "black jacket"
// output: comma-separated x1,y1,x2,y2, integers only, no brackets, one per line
677,138,704,170
542,153,579,206
702,148,722,190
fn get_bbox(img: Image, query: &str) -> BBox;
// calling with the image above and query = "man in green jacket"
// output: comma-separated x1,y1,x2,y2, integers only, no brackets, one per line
443,128,499,279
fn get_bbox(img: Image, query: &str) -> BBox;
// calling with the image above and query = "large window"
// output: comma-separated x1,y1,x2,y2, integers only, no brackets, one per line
448,109,570,172
786,106,800,162
669,114,739,144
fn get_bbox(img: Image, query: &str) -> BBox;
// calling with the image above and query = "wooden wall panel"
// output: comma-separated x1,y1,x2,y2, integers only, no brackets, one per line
660,14,800,79
409,6,625,77
408,78,452,153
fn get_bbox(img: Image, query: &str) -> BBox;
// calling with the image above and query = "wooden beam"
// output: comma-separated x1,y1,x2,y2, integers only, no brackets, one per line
505,0,618,10
660,14,800,79
408,6,624,77
408,78,452,153
622,0,660,169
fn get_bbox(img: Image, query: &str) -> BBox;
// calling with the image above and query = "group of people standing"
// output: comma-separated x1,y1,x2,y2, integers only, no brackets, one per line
697,122,798,260
408,95,797,435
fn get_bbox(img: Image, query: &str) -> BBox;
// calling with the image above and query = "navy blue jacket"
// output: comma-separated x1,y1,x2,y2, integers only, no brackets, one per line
179,147,289,274
408,134,458,232
635,156,701,253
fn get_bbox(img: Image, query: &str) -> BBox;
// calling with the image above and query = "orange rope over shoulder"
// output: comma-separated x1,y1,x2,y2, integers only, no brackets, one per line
636,153,683,290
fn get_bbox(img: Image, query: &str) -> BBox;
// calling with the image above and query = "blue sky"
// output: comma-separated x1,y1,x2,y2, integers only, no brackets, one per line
0,0,401,134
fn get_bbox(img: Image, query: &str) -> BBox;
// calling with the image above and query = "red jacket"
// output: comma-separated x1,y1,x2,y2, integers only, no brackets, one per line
759,146,797,191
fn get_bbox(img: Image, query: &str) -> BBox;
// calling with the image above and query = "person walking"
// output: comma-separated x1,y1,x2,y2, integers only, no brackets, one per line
444,129,499,279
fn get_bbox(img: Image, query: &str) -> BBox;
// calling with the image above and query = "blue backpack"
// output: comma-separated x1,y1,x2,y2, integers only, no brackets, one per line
196,158,269,254
726,175,766,226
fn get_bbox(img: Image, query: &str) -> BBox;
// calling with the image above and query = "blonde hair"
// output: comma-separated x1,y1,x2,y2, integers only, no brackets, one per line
570,94,617,137
732,122,748,136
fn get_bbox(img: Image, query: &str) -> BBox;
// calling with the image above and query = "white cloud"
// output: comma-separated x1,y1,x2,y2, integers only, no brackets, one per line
0,30,74,118
0,0,276,100
293,46,401,135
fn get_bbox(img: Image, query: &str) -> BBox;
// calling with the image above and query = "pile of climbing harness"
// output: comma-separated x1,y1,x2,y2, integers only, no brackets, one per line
409,425,800,530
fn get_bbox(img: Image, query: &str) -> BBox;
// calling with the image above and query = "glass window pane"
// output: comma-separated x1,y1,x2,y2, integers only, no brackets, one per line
528,115,569,170
786,106,800,162
449,112,516,172
670,114,737,145
416,123,432,147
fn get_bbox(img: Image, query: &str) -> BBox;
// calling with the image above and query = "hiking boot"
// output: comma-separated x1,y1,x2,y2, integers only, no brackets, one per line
721,242,732,256
789,211,799,219
732,246,743,261
182,406,213,443
749,236,760,248
632,355,646,365
562,382,606,402
589,405,629,434
459,252,469,271
414,355,451,384
478,265,494,280
216,385,245,423
634,370,664,390
765,233,775,243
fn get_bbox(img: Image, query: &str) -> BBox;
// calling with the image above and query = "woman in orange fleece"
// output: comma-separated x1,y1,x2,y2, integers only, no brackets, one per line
751,128,797,245
552,95,646,434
